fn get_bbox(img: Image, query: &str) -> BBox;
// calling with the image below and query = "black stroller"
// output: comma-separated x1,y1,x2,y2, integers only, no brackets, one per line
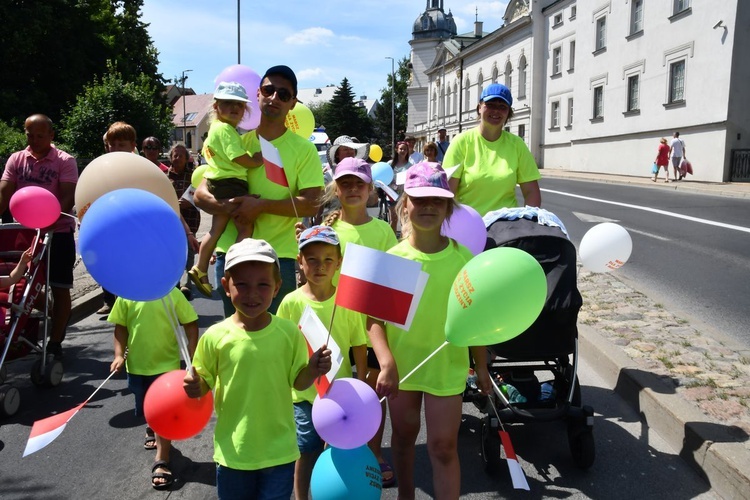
470,213,595,473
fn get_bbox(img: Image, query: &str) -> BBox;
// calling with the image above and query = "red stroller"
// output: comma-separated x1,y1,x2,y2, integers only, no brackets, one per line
0,224,63,418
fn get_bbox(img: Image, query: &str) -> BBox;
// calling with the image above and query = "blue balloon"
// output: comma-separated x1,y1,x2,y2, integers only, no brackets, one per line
310,446,382,500
79,188,187,301
371,162,394,186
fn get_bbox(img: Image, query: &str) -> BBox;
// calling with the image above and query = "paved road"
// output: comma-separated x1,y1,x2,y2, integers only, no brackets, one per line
0,289,718,499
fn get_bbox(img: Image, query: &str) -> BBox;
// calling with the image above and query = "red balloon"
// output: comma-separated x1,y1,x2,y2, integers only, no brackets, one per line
144,370,213,440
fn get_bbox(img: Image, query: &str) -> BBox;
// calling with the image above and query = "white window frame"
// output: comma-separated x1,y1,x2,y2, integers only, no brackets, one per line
504,61,513,90
553,13,563,27
627,75,640,112
570,5,577,19
630,0,644,34
668,60,686,103
674,0,690,15
518,56,527,98
663,42,693,106
595,16,607,51
552,47,562,75
551,101,560,129
567,97,574,127
593,86,604,119
569,40,576,71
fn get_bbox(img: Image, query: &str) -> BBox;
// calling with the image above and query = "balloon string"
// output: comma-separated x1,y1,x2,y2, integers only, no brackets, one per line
161,295,191,367
379,340,449,403
59,212,80,224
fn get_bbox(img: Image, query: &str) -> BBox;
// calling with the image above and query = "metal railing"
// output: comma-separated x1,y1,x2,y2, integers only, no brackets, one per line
730,149,750,182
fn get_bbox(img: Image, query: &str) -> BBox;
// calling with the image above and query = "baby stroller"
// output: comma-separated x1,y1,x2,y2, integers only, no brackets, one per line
470,210,595,473
0,224,62,418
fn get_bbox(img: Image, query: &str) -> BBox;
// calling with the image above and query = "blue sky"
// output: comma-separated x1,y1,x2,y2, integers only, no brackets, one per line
142,0,509,102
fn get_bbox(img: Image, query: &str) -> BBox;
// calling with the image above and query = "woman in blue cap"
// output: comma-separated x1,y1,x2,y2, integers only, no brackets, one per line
443,83,541,216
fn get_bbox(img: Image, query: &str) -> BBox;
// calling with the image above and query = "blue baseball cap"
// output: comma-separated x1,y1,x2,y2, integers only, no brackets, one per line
480,83,513,107
298,225,340,250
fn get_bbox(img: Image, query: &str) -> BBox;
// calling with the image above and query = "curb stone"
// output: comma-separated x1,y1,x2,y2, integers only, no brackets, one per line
580,325,750,499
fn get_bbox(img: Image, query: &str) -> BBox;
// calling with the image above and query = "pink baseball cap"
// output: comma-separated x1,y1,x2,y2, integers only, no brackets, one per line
333,157,372,183
404,162,454,198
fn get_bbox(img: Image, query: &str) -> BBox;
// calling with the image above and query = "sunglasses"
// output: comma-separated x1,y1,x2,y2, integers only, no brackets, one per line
259,84,294,102
143,145,159,150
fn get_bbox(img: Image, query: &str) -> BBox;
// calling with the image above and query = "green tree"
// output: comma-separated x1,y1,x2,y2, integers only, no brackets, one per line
0,0,163,124
59,66,173,158
0,120,26,159
373,57,410,161
317,78,373,144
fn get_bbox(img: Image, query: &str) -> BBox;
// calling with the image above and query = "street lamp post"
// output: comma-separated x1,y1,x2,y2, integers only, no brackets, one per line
237,0,241,64
385,57,395,160
181,69,193,149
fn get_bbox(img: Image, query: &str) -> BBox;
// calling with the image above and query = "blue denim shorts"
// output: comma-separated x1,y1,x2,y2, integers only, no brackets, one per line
216,462,294,500
127,373,162,417
293,401,324,454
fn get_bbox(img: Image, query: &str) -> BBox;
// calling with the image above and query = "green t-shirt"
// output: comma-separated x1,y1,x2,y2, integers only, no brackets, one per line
385,240,474,396
192,315,308,470
443,128,541,216
216,129,324,258
202,121,249,182
277,289,367,403
107,287,198,376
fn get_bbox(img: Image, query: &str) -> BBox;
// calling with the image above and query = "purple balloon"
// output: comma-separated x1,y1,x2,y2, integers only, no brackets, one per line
214,64,261,130
312,378,382,450
442,203,486,255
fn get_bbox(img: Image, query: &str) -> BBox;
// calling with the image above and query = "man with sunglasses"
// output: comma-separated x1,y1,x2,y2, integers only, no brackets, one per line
142,137,169,173
194,65,324,316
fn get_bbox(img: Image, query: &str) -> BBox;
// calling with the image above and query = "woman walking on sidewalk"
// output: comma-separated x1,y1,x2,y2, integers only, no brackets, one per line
654,138,670,182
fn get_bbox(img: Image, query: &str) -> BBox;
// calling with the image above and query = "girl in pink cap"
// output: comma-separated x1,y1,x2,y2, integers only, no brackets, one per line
368,162,490,499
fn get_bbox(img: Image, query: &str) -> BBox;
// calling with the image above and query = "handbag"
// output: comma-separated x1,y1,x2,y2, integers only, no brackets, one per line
651,163,658,174
681,159,693,175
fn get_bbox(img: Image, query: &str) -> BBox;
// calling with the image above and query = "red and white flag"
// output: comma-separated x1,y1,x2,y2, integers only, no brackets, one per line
299,306,343,397
335,243,428,331
499,430,530,490
260,137,289,187
23,403,85,457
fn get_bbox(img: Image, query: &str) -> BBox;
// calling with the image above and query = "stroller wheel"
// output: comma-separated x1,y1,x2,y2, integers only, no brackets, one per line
0,385,21,418
568,422,595,469
44,360,64,387
30,360,45,387
480,415,502,475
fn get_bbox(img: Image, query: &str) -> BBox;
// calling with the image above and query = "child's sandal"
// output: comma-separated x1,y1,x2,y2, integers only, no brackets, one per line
188,266,213,297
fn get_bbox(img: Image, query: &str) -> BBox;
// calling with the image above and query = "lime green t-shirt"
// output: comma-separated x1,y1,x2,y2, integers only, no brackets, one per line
443,128,541,216
192,315,309,470
384,240,474,396
277,289,367,404
107,287,198,376
216,129,324,258
202,120,250,182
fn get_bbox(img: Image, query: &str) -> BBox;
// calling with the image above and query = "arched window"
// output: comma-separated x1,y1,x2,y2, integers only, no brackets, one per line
439,85,445,117
464,76,471,112
453,83,458,115
446,85,452,116
431,90,437,119
477,71,484,104
518,55,527,98
491,65,499,83
504,61,513,91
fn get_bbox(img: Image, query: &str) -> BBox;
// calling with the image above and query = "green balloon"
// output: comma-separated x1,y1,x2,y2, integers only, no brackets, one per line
191,164,209,189
445,247,547,347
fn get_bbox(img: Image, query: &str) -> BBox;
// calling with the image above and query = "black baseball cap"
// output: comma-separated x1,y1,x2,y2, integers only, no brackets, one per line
262,65,298,96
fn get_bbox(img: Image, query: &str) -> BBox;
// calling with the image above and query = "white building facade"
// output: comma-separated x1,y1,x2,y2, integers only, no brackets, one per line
407,0,750,182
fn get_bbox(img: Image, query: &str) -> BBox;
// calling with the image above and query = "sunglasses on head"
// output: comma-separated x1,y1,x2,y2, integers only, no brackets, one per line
259,84,293,102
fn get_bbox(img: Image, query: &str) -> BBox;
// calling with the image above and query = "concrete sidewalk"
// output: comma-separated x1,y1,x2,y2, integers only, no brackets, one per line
67,171,750,498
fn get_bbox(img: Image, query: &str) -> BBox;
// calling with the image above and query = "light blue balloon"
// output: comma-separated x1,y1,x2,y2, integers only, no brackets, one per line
371,162,394,186
310,445,382,500
79,188,187,301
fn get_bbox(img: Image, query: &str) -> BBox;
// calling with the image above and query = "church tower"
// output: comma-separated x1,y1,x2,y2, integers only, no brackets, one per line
407,0,457,136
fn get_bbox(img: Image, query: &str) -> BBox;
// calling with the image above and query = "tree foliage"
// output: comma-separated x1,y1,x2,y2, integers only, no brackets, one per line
0,120,26,159
315,78,373,144
0,0,163,124
59,66,173,158
372,57,411,161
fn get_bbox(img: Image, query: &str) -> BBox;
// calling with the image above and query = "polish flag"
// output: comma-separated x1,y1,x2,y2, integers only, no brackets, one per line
499,430,530,490
260,137,289,187
335,243,428,331
23,403,85,457
299,306,343,397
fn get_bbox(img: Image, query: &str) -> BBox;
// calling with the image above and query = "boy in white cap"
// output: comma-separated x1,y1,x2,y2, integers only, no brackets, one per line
184,238,331,500
188,82,264,297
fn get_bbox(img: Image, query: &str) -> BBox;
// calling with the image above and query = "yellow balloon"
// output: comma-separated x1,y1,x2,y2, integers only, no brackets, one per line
75,152,180,221
191,164,209,189
285,103,315,139
369,144,383,162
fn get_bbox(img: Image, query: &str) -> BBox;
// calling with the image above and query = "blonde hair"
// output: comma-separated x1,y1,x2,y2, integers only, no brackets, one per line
660,137,668,144
209,100,252,124
395,192,456,241
319,176,374,227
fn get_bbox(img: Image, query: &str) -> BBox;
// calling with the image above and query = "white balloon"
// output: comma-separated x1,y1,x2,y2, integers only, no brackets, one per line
579,222,632,273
